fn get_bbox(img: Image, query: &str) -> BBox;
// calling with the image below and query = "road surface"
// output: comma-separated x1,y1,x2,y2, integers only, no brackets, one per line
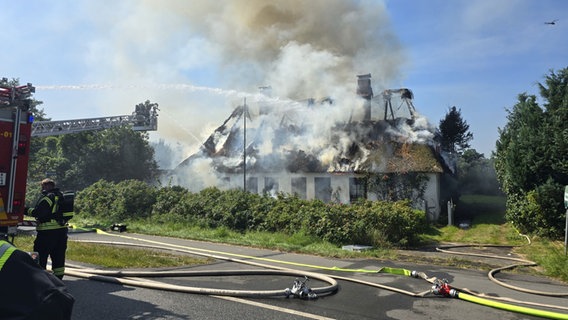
62,231,567,320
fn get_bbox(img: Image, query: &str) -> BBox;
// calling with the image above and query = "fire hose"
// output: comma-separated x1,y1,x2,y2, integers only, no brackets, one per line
65,266,335,299
436,244,568,297
65,229,568,319
64,237,338,299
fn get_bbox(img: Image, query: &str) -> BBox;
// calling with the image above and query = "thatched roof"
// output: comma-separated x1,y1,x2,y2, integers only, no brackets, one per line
177,104,447,175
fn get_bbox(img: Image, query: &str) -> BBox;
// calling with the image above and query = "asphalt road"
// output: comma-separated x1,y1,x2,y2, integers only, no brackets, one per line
62,231,568,320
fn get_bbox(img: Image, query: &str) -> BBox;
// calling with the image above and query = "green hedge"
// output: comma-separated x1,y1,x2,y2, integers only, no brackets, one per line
76,182,426,247
76,179,156,222
505,179,566,238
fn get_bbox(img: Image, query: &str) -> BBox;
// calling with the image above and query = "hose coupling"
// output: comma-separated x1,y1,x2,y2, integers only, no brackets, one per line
431,279,456,297
285,276,317,300
449,288,459,298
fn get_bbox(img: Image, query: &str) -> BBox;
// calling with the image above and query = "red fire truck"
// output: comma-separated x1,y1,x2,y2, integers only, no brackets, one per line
1,79,159,237
0,80,35,236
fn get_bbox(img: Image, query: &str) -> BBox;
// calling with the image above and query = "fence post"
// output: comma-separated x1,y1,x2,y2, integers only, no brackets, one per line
447,199,454,226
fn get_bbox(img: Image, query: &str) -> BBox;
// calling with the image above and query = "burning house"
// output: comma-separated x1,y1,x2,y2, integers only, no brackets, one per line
171,74,453,221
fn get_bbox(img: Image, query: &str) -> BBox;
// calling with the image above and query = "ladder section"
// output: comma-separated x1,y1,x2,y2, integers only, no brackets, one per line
31,103,158,137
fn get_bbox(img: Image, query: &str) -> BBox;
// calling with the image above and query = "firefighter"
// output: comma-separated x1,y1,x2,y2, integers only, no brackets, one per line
0,233,74,319
25,178,69,280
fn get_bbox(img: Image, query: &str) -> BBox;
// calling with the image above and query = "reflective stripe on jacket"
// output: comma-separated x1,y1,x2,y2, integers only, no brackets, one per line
0,240,17,271
37,220,68,231
28,193,68,231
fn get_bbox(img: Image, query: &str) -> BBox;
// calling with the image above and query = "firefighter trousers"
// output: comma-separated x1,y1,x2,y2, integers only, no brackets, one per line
34,227,68,279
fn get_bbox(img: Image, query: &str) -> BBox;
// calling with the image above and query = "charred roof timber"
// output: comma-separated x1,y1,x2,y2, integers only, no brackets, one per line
382,88,416,120
356,74,416,121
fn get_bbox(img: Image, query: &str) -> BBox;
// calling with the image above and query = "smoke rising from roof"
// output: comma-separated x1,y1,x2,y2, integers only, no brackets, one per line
149,0,406,96
87,0,405,101
81,1,421,190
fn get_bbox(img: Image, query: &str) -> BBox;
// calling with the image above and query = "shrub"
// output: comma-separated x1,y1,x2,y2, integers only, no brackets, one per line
152,185,188,216
78,182,427,247
506,179,565,238
76,179,156,222
75,180,115,218
262,195,308,233
112,180,157,221
367,200,426,246
203,188,256,231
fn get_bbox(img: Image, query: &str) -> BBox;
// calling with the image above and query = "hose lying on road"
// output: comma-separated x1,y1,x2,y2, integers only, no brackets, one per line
65,266,338,298
457,292,568,320
431,244,568,319
66,236,339,298
67,231,568,319
436,244,568,297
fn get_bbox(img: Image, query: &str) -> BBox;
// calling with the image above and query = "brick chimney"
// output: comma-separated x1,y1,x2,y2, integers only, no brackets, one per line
357,74,373,121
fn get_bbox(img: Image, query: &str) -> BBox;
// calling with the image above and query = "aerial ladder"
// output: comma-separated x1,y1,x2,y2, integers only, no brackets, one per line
1,78,158,236
31,101,159,137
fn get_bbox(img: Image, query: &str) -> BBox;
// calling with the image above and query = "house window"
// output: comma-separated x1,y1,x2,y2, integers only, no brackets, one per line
263,177,279,196
246,177,258,193
291,177,307,199
349,177,367,202
315,177,331,203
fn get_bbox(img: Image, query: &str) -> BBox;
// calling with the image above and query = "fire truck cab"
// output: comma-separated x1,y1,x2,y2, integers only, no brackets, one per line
0,80,34,237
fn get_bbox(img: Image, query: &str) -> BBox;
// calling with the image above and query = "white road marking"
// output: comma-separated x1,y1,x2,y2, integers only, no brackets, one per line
214,295,336,320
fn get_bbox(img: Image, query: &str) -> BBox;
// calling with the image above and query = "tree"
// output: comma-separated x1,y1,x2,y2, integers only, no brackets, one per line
494,94,547,194
28,127,159,193
438,106,473,154
457,149,501,195
494,68,568,238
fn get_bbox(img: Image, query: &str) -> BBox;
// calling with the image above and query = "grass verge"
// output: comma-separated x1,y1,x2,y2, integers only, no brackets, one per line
12,235,212,268
516,239,568,282
19,193,567,283
422,194,568,283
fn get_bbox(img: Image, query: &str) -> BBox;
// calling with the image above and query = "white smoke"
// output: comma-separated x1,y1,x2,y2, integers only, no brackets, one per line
75,0,413,190
385,114,436,144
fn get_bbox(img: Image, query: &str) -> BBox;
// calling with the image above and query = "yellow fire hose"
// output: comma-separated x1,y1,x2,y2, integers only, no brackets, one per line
457,292,568,320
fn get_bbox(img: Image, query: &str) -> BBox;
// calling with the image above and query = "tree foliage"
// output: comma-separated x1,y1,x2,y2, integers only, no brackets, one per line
438,106,473,154
494,68,568,238
27,127,159,195
457,149,502,195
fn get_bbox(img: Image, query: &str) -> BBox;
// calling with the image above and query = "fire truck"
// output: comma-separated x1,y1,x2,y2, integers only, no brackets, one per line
1,79,158,236
0,81,34,236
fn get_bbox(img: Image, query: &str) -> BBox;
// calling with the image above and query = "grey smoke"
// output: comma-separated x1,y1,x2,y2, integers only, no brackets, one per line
83,1,416,190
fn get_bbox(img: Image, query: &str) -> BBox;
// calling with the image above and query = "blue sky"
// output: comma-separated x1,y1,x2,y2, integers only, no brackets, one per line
1,0,566,159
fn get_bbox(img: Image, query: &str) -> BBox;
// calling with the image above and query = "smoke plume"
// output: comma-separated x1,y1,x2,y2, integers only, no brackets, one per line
148,0,406,95
83,0,413,190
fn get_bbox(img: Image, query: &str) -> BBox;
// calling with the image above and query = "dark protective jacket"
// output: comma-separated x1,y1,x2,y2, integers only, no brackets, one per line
0,240,74,319
27,188,73,231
